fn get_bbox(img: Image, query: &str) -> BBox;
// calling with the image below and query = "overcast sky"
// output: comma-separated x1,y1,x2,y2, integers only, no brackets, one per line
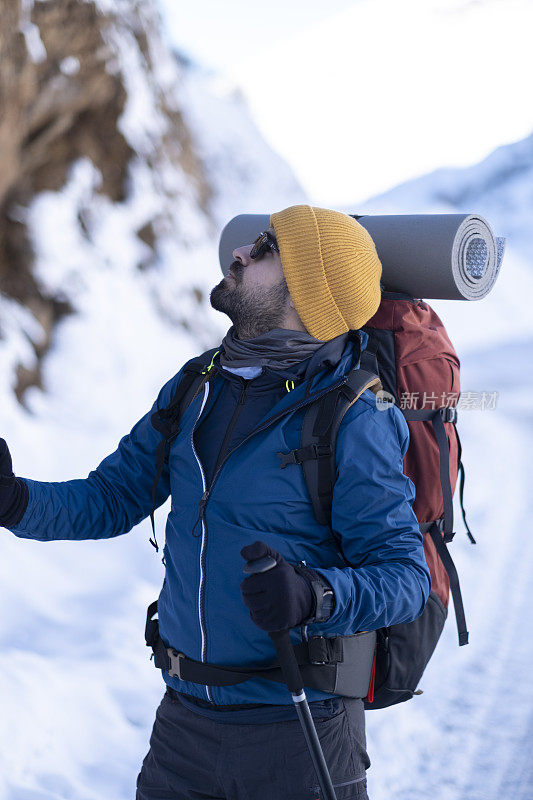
158,0,533,208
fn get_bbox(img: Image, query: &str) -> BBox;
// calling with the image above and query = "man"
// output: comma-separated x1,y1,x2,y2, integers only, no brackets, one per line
0,205,430,799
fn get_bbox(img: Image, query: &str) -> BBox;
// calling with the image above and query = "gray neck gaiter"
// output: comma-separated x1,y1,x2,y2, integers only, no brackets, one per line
219,326,326,371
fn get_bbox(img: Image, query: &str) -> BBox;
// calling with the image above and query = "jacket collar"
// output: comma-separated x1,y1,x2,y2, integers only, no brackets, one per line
218,329,367,388
200,330,369,442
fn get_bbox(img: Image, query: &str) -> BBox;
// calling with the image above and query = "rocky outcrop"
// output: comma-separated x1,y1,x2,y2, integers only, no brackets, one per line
0,0,212,402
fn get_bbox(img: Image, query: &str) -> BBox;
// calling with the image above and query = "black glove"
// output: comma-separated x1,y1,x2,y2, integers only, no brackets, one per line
240,541,325,632
0,438,29,527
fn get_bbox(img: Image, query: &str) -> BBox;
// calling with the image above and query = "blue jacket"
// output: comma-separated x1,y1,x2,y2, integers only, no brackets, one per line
10,330,430,706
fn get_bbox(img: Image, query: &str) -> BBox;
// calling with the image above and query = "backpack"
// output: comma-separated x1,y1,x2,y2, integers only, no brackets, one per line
278,290,474,709
146,292,474,708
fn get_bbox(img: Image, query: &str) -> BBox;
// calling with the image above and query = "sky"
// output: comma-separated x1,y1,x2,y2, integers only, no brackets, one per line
158,0,533,207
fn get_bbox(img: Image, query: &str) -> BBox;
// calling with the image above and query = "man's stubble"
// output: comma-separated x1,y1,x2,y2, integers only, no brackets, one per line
210,272,291,340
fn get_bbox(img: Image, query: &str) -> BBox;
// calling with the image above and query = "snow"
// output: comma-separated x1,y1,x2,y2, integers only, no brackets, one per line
176,59,307,225
59,57,80,76
19,0,47,64
0,0,531,798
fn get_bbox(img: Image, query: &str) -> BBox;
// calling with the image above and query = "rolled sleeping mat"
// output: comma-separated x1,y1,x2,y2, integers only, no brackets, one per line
218,213,506,301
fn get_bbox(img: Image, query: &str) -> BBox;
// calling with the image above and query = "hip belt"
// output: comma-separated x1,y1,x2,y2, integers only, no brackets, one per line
145,601,377,699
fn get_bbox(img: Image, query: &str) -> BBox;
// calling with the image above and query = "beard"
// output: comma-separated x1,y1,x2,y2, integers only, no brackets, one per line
210,268,291,340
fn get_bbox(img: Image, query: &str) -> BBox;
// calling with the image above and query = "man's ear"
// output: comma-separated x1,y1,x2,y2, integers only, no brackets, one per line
289,297,296,310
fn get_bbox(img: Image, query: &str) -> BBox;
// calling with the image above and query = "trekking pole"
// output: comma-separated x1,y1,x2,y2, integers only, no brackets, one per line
243,555,338,800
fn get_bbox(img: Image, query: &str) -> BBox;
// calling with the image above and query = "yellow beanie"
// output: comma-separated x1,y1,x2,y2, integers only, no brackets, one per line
270,205,382,341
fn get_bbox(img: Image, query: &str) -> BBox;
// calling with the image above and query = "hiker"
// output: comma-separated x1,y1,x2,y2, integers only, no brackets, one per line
1,205,431,799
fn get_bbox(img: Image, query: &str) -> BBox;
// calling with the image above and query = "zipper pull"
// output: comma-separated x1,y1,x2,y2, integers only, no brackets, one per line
192,490,210,537
199,489,210,513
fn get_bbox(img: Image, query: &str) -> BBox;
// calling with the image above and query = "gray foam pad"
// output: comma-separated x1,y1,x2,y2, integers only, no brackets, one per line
219,212,505,301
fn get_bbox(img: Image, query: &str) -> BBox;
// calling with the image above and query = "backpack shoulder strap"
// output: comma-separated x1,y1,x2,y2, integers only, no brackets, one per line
278,368,381,528
148,347,220,552
454,424,476,544
358,329,380,375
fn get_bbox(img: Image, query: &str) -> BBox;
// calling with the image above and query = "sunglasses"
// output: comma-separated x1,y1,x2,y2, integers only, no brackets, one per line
249,231,279,260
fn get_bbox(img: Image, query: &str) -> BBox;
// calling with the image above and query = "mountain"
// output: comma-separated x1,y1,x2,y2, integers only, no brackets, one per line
0,0,305,416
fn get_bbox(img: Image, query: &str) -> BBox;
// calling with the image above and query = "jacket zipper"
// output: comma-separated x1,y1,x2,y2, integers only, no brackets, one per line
212,379,250,476
190,378,249,702
189,380,213,701
192,378,249,538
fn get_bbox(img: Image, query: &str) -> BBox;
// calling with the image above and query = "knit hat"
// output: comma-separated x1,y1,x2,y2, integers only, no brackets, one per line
270,205,382,341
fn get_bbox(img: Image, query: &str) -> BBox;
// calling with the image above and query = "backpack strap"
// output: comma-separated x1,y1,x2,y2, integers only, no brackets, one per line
454,425,476,544
403,406,474,646
419,519,469,646
148,348,220,553
402,406,457,540
400,406,476,545
358,330,380,375
278,368,381,527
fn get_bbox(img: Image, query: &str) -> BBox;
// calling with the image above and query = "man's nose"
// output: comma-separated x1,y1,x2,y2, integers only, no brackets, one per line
232,244,253,266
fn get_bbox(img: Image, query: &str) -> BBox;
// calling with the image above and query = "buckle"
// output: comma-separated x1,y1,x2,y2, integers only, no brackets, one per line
277,443,332,469
312,443,332,459
440,407,457,423
307,636,343,665
277,450,299,469
434,518,455,544
308,636,329,665
167,649,185,679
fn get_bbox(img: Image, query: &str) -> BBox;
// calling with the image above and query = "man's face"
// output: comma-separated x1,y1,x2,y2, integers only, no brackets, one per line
210,227,291,339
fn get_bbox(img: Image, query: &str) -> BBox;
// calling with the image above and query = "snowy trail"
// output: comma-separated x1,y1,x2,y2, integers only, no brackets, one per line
367,339,533,800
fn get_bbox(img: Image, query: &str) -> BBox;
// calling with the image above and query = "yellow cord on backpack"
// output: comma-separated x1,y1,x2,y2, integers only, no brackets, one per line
201,350,220,375
285,380,295,393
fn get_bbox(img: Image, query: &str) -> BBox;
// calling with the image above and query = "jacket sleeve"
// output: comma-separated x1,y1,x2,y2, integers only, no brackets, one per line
8,369,185,542
311,398,431,635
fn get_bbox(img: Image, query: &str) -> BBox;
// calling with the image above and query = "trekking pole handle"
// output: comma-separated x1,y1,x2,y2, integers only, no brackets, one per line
243,554,304,695
242,555,277,574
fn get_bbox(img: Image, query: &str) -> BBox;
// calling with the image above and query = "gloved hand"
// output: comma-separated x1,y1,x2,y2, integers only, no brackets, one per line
240,541,316,632
0,438,29,527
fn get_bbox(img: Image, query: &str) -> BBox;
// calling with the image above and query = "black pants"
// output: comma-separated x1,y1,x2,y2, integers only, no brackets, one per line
136,687,370,799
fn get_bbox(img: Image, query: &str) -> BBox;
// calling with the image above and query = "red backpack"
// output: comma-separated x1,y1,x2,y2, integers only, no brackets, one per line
282,289,475,709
